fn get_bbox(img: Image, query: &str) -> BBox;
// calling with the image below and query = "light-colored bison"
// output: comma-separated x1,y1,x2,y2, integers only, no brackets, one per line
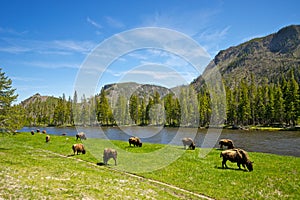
72,144,86,155
46,135,50,143
76,132,87,140
182,137,196,150
219,139,235,149
129,136,142,147
103,148,117,165
220,148,253,171
42,130,47,134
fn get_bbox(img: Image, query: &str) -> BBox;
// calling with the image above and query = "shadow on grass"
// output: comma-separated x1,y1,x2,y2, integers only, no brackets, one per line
215,166,248,172
96,162,105,166
0,147,11,151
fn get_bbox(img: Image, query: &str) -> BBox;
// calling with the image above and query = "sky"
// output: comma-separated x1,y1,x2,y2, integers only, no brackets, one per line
0,0,299,103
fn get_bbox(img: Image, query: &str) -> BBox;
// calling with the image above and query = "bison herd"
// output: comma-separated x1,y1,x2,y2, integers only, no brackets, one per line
30,129,253,171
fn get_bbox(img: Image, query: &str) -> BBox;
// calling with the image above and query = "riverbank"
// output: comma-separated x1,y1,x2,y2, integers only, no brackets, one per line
23,123,300,131
1,133,299,199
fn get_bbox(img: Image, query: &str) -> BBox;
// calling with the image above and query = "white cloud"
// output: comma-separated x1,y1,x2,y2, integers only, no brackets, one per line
0,38,97,55
0,27,28,36
0,46,31,54
194,26,230,56
87,17,102,29
11,76,43,82
21,60,80,69
105,16,125,29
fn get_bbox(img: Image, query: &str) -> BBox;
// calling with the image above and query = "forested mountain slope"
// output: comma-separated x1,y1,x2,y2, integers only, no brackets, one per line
192,25,300,89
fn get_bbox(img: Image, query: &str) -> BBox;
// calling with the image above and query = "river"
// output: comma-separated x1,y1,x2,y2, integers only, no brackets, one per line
19,126,300,157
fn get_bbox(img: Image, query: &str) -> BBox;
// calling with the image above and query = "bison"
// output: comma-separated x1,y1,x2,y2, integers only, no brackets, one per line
182,137,196,150
128,136,142,147
76,132,87,140
72,144,86,155
219,139,235,149
31,130,35,135
103,148,117,165
220,148,253,171
45,135,50,143
42,130,47,134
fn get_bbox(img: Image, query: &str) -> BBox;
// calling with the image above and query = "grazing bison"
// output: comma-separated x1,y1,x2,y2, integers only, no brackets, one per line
182,137,196,150
76,132,87,140
128,136,142,147
45,135,50,143
72,144,86,155
42,130,47,134
103,148,117,165
220,148,253,171
31,130,35,135
219,139,235,149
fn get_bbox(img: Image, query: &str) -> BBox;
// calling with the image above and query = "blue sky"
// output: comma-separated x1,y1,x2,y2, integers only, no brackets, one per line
0,0,299,103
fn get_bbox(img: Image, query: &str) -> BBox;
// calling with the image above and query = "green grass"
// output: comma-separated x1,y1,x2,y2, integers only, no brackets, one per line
1,132,299,199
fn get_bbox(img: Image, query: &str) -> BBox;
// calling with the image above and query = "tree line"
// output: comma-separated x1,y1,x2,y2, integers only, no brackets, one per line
22,69,300,128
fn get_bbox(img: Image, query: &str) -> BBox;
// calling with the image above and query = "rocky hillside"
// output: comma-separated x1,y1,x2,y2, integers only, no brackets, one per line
103,82,171,99
103,82,173,106
192,25,300,89
20,93,58,108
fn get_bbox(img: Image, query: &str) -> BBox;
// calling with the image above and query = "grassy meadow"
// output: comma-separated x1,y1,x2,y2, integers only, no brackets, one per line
0,132,299,199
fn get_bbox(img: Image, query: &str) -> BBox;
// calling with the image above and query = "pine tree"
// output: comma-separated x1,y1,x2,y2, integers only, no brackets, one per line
255,86,265,125
287,70,299,126
237,80,250,125
97,89,113,125
129,94,139,124
114,95,127,125
274,84,284,124
0,68,25,132
164,93,174,126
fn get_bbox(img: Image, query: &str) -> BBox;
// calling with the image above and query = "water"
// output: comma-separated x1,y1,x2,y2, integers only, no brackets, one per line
19,126,300,157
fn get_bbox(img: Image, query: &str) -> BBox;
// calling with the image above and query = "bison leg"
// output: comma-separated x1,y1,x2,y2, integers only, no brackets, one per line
114,158,117,166
237,162,246,170
222,159,228,168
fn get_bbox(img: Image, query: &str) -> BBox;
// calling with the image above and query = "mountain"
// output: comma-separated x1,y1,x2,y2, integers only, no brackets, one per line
20,93,58,108
192,25,300,89
103,82,173,106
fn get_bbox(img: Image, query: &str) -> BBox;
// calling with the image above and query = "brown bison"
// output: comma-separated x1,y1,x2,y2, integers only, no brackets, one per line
128,137,142,147
72,144,86,155
31,130,35,135
76,132,87,140
182,137,196,150
42,130,47,134
220,148,253,171
103,148,117,165
45,135,50,143
219,139,235,149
